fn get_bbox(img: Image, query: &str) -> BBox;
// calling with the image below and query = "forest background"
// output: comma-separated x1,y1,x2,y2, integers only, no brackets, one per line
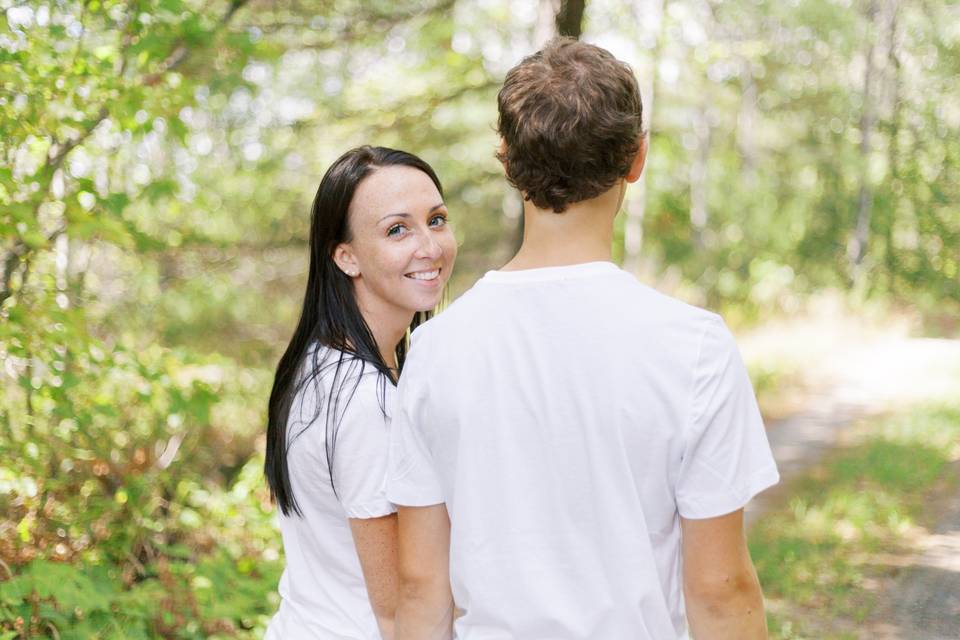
1,0,958,638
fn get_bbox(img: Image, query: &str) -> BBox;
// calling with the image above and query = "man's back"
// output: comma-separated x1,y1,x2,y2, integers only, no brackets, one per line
387,262,779,639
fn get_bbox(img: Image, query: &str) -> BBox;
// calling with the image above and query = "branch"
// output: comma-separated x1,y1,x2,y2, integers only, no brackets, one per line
0,248,23,307
47,106,109,171
243,0,455,45
0,225,66,307
289,79,499,132
1,103,106,306
143,0,251,85
3,0,253,299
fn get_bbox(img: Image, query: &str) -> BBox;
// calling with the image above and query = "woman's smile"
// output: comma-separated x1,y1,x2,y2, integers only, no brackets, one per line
405,267,442,282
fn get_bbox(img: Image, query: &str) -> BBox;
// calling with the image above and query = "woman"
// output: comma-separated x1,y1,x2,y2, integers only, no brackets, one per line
264,146,457,639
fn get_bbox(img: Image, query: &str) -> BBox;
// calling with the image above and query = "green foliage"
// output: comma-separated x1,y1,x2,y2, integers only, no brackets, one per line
1,440,281,637
749,404,960,638
0,550,280,638
2,0,959,636
634,0,960,319
1,1,283,636
1,561,150,639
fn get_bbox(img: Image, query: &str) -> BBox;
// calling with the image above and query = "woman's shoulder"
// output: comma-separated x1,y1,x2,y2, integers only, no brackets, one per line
295,344,393,415
286,345,393,451
301,343,380,383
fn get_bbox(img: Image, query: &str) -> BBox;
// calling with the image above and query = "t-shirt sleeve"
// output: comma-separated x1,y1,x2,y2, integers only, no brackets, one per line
331,374,397,519
385,343,445,507
676,314,780,519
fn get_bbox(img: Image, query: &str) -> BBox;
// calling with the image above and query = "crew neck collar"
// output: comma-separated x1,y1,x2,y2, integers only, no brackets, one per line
480,261,621,284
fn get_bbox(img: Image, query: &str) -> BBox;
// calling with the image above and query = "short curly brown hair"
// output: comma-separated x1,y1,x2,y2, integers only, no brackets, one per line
496,38,644,213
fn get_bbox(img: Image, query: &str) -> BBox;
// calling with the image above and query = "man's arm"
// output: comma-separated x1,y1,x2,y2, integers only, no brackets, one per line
681,509,768,639
350,514,400,640
394,503,453,640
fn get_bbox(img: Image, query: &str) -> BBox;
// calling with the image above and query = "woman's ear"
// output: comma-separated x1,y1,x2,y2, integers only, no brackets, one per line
333,243,360,278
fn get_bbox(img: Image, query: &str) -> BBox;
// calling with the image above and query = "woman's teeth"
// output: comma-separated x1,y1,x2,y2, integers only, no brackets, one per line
406,269,440,280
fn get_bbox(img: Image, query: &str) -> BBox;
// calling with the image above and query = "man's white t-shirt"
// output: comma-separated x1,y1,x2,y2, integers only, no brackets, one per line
266,347,395,640
386,261,779,640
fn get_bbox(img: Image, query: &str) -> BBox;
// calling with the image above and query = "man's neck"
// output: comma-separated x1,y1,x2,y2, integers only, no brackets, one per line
501,181,623,271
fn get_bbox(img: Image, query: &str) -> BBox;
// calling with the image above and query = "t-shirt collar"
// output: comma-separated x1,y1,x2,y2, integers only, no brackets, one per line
480,261,620,284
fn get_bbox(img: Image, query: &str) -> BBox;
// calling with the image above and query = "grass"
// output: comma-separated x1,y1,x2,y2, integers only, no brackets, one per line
748,403,960,639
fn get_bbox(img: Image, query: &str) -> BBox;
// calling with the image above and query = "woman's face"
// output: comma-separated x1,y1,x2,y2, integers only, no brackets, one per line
335,165,457,317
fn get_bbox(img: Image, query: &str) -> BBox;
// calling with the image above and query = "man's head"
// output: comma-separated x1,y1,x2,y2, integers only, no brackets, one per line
496,37,645,213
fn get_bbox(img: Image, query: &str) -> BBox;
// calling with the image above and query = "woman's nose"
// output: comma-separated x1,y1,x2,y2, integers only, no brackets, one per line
415,230,442,259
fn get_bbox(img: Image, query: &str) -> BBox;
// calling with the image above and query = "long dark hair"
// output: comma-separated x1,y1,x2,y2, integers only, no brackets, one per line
265,146,443,517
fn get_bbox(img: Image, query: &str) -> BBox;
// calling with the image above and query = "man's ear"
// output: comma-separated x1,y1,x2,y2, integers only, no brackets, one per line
625,134,648,183
496,137,508,170
333,243,360,278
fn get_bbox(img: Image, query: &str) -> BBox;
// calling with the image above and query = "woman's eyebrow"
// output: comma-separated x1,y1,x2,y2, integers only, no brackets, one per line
378,203,445,223
378,212,411,222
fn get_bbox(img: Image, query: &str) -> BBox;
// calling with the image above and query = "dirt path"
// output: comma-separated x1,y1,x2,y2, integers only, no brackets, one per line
868,461,960,639
735,313,960,636
740,320,960,527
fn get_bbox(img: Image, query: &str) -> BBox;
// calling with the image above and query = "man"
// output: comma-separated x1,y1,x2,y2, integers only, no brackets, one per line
386,37,779,640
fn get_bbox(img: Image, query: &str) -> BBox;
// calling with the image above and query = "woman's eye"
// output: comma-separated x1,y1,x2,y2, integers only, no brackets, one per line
429,214,448,227
387,224,405,237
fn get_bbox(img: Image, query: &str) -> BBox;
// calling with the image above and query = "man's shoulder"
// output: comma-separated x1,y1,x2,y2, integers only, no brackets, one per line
410,269,730,362
411,280,491,342
613,272,722,329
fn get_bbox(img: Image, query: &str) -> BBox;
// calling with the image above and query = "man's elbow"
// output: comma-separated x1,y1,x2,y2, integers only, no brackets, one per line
685,568,765,615
395,569,453,640
398,569,449,603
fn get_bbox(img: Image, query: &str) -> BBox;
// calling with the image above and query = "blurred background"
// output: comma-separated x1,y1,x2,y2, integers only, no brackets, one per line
1,0,958,638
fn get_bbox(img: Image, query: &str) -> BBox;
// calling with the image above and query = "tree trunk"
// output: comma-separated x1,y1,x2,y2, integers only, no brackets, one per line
555,0,586,38
689,104,712,251
850,0,879,276
737,64,758,187
512,0,589,257
623,0,667,275
883,0,900,293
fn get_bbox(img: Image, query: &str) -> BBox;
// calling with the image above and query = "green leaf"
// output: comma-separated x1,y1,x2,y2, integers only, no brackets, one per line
93,45,116,61
25,561,114,613
20,231,47,248
103,193,131,215
0,575,34,605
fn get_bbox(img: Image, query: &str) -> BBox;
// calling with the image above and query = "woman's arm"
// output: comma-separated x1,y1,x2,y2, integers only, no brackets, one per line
350,514,401,640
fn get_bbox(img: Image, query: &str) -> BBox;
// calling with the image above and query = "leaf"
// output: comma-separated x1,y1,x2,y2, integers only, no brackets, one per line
143,179,178,203
0,575,34,605
25,561,114,613
93,45,116,62
102,193,131,215
20,231,47,248
168,116,189,143
94,217,135,248
7,202,34,224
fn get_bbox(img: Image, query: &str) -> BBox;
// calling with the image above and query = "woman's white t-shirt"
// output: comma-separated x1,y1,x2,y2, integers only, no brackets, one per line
265,347,396,640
